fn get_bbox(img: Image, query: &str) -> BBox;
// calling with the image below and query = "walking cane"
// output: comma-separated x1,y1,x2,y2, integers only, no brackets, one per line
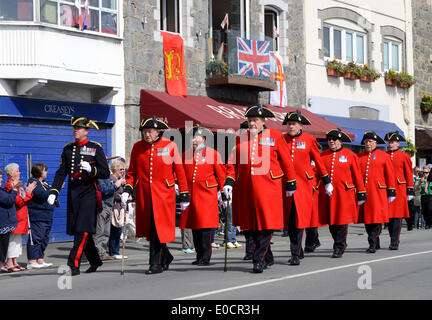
120,205,128,276
224,195,231,272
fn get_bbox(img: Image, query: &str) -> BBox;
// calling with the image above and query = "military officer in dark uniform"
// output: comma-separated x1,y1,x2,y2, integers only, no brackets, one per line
47,117,110,276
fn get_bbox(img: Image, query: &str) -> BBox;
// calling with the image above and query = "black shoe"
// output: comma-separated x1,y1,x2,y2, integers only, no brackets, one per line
192,260,200,265
332,250,343,258
366,248,376,253
70,267,80,276
389,244,399,250
162,255,174,271
85,264,101,273
265,260,274,268
252,262,264,273
145,265,163,275
243,254,253,261
288,256,300,265
198,260,210,266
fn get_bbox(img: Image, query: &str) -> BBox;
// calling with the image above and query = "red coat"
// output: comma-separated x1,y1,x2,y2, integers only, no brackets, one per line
357,149,396,224
225,128,296,231
318,148,366,225
180,146,226,229
125,137,188,243
5,179,32,235
283,131,330,229
387,149,413,219
309,165,324,227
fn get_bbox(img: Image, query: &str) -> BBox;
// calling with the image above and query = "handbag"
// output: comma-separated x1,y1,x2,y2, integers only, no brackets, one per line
112,207,125,227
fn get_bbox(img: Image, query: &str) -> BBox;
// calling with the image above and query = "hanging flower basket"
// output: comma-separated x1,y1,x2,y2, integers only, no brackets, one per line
360,75,374,82
326,67,343,77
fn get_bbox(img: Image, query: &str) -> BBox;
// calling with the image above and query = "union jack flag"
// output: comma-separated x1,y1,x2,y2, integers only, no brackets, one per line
237,37,271,77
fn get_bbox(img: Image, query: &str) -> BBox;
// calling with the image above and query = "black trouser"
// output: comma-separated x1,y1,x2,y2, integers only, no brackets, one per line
388,218,402,247
406,200,414,230
149,211,173,268
67,232,102,269
0,232,10,264
329,225,348,253
421,195,432,227
288,202,304,258
244,230,254,258
250,230,273,265
192,228,212,263
365,223,382,250
305,227,320,249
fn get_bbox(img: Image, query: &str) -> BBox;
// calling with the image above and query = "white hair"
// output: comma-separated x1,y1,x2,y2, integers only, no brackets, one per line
4,163,19,178
111,159,125,173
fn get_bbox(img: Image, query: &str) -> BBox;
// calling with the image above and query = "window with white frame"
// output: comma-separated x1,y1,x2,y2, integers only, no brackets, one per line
0,0,33,21
160,0,180,33
323,24,367,64
383,38,402,72
39,0,118,35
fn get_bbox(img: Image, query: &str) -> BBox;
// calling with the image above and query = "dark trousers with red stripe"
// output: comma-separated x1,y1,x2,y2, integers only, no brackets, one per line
365,223,382,250
388,218,402,247
305,227,320,249
250,230,273,265
288,202,304,258
329,224,348,253
149,211,173,268
67,232,102,269
192,228,212,263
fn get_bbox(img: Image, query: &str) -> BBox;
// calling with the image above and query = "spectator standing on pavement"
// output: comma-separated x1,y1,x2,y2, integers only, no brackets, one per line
26,163,55,269
413,167,424,229
4,163,36,272
108,159,128,259
0,169,18,273
420,166,432,229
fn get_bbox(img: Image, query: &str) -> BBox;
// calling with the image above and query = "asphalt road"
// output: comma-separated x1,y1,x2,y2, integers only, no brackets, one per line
1,225,431,304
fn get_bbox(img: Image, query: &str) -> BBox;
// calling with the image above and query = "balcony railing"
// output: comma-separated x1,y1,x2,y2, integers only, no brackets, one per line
206,30,277,91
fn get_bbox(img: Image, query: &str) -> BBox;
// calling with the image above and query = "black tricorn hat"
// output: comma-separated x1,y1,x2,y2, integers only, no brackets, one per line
187,124,213,137
326,128,352,143
244,104,275,118
71,117,99,130
139,116,169,131
384,130,406,142
282,110,312,125
361,131,386,144
240,120,249,129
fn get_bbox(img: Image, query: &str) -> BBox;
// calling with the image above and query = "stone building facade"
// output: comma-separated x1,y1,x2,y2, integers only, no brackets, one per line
122,0,306,157
412,0,432,164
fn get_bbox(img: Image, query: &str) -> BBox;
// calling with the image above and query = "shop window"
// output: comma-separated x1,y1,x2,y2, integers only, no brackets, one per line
160,0,180,33
0,0,34,21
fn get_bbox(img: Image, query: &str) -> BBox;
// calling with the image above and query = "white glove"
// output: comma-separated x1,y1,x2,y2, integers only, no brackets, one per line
358,200,365,206
325,183,334,197
221,201,228,209
80,161,91,173
121,192,130,206
286,190,295,197
223,185,233,200
407,195,414,201
388,196,396,203
47,194,56,205
180,202,190,211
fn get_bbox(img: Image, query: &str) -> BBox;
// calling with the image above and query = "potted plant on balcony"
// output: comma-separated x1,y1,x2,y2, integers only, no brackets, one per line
326,59,345,77
384,69,398,86
360,64,381,82
344,61,361,80
206,60,228,77
420,93,432,113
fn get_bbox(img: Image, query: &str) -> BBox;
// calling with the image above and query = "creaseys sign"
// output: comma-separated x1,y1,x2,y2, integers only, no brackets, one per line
0,96,114,124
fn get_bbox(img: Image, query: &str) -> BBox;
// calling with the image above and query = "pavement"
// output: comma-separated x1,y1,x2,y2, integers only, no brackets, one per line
0,223,398,274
